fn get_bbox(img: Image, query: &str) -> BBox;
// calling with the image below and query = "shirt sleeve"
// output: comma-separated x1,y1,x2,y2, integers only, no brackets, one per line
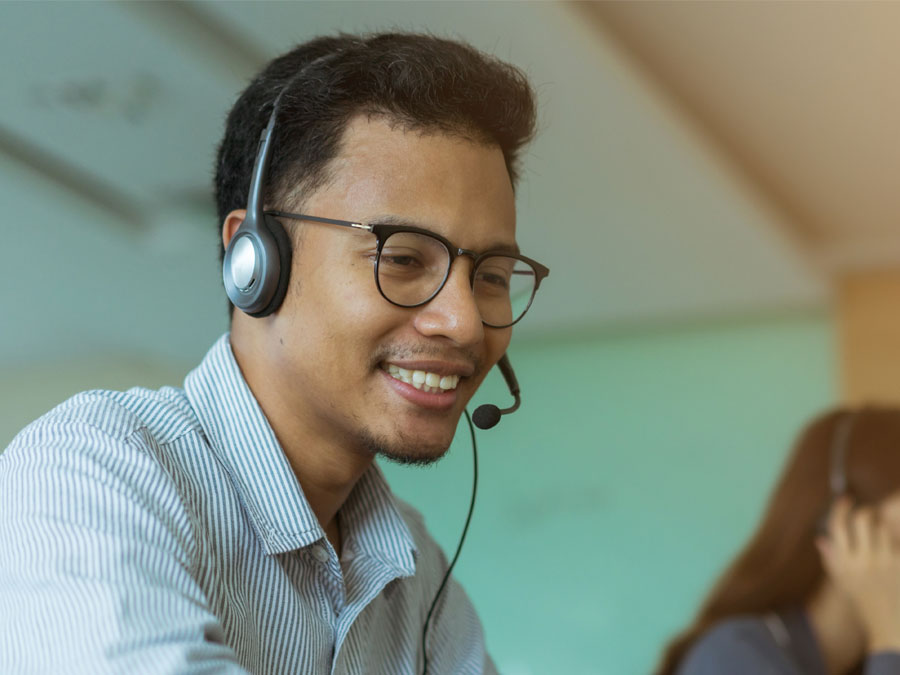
677,620,799,675
0,409,250,675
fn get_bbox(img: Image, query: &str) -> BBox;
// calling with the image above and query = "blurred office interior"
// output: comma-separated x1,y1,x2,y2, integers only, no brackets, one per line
2,2,899,673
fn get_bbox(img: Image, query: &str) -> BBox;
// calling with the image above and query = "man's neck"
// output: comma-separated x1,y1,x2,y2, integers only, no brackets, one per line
230,330,372,557
282,450,364,557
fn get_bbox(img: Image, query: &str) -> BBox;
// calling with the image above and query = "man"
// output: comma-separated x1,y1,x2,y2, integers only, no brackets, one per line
0,33,547,674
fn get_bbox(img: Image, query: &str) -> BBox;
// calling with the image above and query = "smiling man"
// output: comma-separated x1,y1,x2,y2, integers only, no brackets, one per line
0,33,546,674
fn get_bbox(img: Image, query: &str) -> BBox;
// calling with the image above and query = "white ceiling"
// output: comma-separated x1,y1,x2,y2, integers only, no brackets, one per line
590,0,900,272
1,1,835,368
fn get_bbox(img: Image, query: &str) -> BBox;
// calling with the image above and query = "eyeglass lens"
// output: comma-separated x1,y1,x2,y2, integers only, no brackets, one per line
376,231,537,327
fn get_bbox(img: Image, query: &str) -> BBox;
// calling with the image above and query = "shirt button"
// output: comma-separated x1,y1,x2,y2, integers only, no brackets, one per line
311,544,329,563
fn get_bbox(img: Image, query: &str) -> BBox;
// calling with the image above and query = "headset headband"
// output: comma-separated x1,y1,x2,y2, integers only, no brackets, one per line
223,49,348,316
246,52,340,229
829,411,859,499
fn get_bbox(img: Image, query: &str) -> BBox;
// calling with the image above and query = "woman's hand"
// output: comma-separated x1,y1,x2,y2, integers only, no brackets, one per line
817,497,900,653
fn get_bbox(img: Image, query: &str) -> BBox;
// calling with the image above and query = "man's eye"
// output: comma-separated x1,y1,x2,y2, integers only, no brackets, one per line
383,255,419,267
476,271,510,289
380,248,425,269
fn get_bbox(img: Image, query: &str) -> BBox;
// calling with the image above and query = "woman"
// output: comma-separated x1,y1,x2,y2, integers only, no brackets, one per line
657,408,900,675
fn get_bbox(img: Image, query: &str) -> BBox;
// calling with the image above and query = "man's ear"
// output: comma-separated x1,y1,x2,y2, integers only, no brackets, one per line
222,209,248,250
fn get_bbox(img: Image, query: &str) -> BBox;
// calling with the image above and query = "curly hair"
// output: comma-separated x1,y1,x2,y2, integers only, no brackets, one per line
214,32,537,268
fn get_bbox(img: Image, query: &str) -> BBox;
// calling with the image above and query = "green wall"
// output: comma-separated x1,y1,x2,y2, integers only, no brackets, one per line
381,311,836,675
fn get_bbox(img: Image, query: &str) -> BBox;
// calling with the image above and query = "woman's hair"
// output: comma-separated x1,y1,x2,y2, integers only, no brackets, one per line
656,407,900,675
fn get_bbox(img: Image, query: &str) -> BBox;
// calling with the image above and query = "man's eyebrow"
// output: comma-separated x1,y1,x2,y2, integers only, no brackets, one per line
367,214,414,227
483,241,521,255
367,214,521,255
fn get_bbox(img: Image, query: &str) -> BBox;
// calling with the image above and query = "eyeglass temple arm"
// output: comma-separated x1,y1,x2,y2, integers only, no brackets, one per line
266,210,373,232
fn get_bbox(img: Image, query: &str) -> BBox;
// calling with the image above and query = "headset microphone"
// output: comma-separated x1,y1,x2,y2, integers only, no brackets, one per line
473,354,521,430
423,355,521,674
424,356,520,671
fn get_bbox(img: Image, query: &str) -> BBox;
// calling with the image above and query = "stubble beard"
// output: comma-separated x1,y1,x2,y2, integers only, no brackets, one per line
362,345,478,466
357,425,453,467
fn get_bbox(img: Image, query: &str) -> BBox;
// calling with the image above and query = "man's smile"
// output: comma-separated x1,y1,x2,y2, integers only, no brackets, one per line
378,357,478,410
382,363,461,393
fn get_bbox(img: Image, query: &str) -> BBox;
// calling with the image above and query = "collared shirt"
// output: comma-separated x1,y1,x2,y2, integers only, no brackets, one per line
0,334,495,675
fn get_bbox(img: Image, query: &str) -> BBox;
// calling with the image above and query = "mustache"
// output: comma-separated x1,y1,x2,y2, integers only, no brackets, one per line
373,344,482,372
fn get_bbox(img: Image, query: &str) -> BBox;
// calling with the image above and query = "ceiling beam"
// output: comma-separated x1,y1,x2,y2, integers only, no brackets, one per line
0,123,145,230
122,1,269,83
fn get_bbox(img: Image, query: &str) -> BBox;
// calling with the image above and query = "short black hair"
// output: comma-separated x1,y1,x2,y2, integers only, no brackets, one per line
214,32,538,265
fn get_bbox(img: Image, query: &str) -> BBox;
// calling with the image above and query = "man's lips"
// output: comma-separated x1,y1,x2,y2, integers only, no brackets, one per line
378,358,476,410
383,360,475,378
379,368,460,410
382,361,468,391
381,359,473,390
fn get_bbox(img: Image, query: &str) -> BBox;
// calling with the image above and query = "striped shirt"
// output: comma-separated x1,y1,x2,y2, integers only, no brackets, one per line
0,334,495,675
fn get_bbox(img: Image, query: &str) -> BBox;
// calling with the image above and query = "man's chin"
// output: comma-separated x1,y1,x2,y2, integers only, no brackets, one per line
359,427,453,466
376,444,449,467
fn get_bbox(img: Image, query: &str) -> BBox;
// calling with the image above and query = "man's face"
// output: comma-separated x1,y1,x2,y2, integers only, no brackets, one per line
264,115,516,464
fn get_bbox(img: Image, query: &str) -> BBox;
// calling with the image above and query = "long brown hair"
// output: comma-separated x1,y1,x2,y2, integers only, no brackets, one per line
656,407,900,675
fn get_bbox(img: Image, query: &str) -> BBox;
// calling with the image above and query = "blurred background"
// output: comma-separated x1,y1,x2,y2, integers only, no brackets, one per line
2,1,899,673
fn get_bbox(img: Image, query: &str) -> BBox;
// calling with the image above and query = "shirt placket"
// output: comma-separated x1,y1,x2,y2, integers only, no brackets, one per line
307,541,347,619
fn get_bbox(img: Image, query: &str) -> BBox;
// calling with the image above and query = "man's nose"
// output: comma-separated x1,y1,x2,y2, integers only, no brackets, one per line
412,258,484,346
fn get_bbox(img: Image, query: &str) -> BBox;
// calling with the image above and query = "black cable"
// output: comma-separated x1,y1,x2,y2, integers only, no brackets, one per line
421,409,479,675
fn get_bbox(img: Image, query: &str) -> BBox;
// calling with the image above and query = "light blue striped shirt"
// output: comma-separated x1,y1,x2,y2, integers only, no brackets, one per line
0,334,495,674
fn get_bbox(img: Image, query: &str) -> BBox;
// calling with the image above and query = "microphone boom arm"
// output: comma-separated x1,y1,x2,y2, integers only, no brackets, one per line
472,354,521,429
495,354,520,415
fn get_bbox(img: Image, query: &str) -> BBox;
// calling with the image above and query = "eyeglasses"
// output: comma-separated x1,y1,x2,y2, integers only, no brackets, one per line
267,210,549,328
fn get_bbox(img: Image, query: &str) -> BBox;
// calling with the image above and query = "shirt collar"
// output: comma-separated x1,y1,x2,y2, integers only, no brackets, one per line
184,333,417,571
341,463,417,576
184,334,321,555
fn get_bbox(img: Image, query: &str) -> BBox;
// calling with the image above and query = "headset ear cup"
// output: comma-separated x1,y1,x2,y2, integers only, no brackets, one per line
253,214,293,317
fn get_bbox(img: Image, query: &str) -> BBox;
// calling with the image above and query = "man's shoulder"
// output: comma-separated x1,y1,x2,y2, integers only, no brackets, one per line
0,384,209,538
391,494,428,536
1,385,204,492
388,494,448,564
8,385,198,450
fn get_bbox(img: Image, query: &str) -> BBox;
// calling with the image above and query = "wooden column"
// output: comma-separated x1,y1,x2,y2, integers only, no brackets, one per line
838,268,900,405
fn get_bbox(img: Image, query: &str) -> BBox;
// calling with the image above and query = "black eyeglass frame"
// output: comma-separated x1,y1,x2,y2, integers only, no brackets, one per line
266,209,549,328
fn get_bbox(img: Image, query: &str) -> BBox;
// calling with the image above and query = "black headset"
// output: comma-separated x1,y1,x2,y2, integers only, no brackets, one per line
817,410,860,535
828,412,858,503
222,54,342,318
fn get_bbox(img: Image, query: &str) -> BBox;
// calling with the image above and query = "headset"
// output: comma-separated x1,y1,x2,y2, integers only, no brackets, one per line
818,410,860,535
221,51,525,675
221,57,329,317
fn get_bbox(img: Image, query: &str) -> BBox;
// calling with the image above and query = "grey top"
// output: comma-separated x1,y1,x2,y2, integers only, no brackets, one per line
677,607,900,675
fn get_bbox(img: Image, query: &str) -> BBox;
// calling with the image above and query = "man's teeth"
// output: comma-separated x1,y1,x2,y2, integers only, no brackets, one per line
386,365,460,393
